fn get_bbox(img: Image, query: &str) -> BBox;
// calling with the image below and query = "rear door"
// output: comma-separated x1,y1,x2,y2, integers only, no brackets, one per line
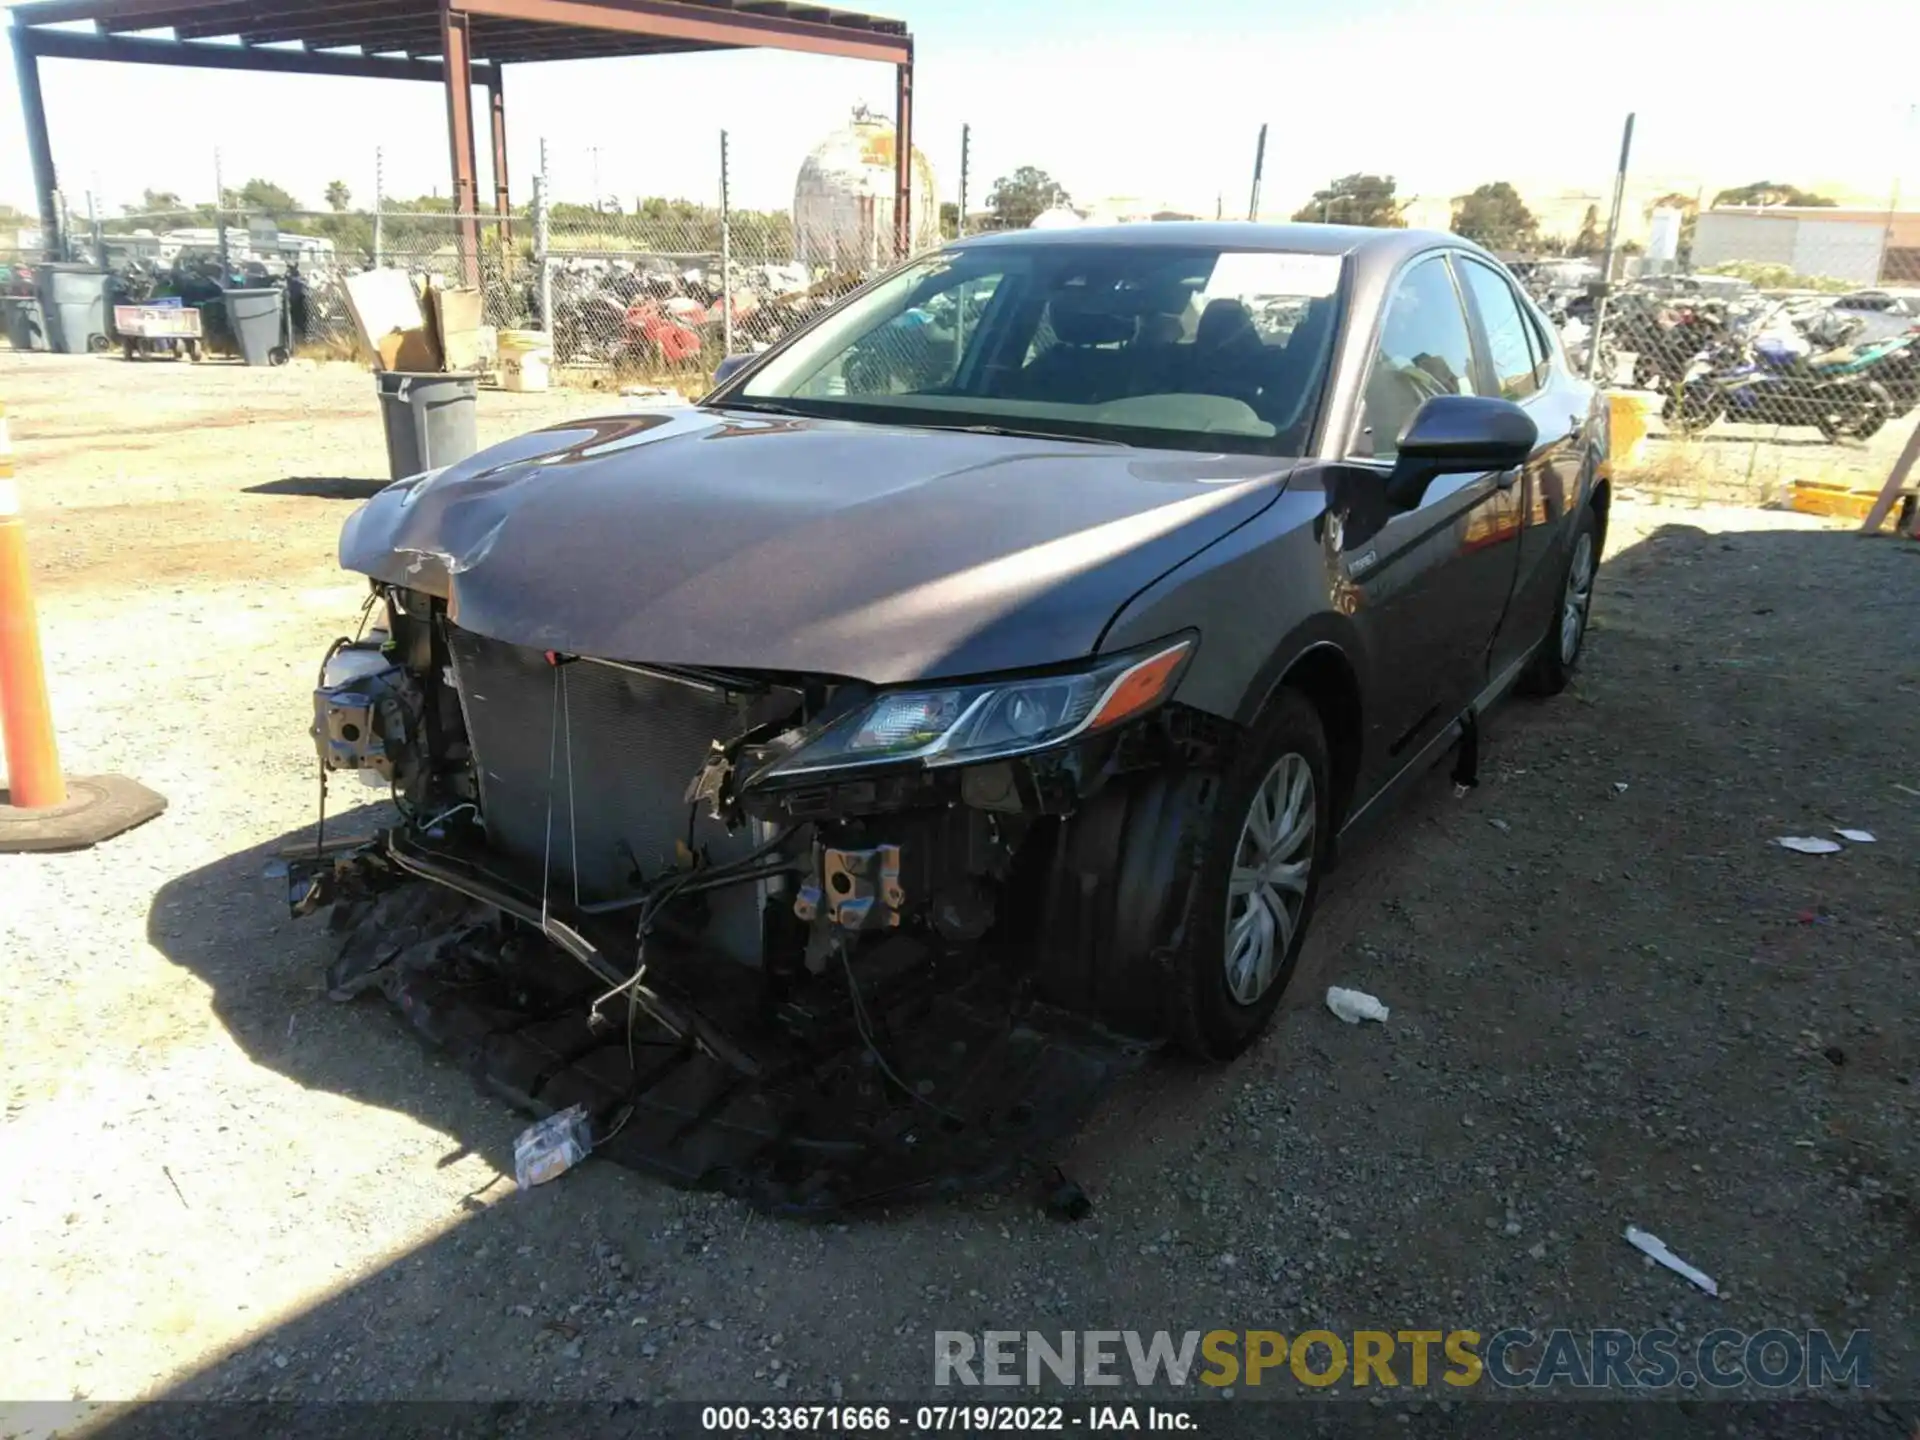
1341,253,1523,784
1454,255,1575,683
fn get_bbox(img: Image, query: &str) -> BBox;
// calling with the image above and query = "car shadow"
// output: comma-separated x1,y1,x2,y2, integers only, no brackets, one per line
244,476,391,500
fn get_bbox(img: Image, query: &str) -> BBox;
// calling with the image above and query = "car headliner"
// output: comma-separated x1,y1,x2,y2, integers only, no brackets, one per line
950,221,1477,274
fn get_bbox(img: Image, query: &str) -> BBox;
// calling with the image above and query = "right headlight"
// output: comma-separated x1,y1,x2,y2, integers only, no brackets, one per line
750,637,1196,783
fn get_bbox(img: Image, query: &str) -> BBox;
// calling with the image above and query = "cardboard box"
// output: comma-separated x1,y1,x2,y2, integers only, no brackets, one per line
376,326,442,373
429,286,485,374
345,269,437,371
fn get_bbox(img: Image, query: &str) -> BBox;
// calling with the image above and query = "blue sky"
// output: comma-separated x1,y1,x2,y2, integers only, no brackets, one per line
2,0,1915,221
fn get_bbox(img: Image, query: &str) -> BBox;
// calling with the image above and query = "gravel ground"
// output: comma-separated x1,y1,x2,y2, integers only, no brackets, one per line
0,352,1914,1429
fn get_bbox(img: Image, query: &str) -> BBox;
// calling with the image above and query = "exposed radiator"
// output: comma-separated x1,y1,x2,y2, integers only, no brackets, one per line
445,626,791,963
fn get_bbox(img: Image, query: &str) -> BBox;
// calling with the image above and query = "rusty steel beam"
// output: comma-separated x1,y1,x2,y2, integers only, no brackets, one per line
893,54,912,259
9,25,62,258
454,0,910,64
440,1,482,287
180,1,418,41
160,0,356,39
234,15,443,49
471,28,710,61
20,23,460,80
9,0,234,29
487,65,511,232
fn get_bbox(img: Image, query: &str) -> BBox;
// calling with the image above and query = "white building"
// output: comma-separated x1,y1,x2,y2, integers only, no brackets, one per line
1691,207,1911,286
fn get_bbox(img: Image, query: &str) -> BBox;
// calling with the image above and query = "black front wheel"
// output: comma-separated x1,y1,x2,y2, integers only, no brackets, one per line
1815,383,1890,443
1167,688,1332,1060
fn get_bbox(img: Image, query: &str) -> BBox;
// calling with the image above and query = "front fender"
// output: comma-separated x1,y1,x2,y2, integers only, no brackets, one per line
1097,483,1364,724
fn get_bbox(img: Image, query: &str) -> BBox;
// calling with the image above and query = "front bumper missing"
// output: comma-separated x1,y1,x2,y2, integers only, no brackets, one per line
300,832,1147,1216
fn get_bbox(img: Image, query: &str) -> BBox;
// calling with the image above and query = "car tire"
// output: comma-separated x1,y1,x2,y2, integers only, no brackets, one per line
1167,688,1331,1061
1519,502,1600,698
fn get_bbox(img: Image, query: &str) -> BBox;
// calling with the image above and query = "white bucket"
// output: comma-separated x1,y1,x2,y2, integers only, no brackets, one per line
498,328,551,393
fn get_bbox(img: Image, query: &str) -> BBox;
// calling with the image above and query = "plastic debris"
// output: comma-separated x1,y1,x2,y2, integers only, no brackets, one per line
1612,782,1629,795
1833,828,1876,844
1326,987,1391,1025
1624,1225,1718,1297
513,1104,594,1189
1775,836,1842,855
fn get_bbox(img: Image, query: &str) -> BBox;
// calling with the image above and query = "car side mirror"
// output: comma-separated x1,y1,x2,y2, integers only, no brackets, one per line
710,352,753,391
1386,395,1538,510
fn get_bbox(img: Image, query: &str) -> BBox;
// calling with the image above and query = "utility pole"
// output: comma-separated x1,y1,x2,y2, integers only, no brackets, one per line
1247,123,1268,222
372,146,384,268
214,147,229,273
720,129,733,358
958,123,970,238
536,136,552,338
1587,112,1636,383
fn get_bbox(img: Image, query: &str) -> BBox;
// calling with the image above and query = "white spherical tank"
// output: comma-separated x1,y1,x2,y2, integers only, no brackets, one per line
794,106,938,271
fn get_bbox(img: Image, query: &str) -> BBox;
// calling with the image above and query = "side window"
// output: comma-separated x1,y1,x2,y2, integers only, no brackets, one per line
1353,256,1478,461
1522,305,1555,388
1459,258,1541,402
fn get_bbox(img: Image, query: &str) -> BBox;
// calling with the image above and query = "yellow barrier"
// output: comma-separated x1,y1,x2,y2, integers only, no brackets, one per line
1607,392,1649,470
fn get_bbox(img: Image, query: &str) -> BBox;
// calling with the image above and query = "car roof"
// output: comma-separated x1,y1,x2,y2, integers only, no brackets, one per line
950,221,1480,276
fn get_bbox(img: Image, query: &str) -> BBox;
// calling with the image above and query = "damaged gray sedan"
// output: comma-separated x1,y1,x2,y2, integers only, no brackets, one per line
299,223,1609,1210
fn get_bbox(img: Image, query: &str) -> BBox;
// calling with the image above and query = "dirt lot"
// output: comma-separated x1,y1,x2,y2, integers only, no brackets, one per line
1,351,1915,1427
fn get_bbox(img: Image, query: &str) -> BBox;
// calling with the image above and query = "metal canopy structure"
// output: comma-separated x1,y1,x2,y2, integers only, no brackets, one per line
8,0,915,281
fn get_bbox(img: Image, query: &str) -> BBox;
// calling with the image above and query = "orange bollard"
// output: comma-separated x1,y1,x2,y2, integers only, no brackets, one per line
0,401,67,809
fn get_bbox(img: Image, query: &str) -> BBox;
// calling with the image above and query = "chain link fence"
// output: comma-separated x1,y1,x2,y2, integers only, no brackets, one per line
1542,204,1920,505
10,117,1917,513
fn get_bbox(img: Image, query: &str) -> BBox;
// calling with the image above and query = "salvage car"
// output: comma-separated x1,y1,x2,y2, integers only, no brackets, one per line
300,223,1609,1208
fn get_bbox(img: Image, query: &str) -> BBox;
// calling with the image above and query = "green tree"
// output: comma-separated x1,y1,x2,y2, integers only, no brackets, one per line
1450,182,1538,250
324,180,351,213
232,178,301,214
986,166,1070,230
1711,180,1835,209
129,188,184,216
1570,204,1603,256
1292,173,1402,227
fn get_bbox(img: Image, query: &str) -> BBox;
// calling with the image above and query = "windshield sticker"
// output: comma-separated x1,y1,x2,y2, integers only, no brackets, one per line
1205,251,1342,300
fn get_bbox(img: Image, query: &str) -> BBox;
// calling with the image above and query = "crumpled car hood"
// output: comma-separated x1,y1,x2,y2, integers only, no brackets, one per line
339,406,1294,684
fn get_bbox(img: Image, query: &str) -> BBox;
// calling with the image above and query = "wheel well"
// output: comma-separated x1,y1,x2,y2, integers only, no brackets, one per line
1278,647,1362,829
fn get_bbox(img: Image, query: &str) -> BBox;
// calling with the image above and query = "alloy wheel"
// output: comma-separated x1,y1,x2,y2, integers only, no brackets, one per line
1224,753,1315,1006
1560,530,1595,664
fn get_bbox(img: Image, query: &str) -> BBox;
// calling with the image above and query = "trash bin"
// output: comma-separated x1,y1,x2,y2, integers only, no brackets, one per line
376,371,479,482
2,296,48,351
37,264,108,355
497,329,551,392
225,288,289,367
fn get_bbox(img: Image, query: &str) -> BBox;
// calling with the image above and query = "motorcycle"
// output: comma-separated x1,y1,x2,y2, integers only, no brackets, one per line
1663,327,1905,441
